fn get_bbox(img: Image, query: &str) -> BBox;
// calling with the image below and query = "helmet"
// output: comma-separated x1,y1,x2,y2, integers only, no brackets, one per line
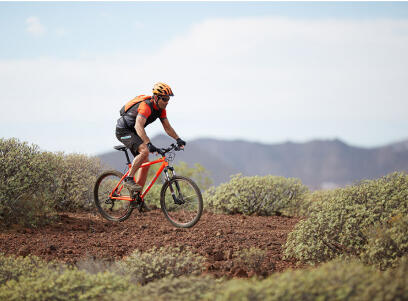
152,82,174,96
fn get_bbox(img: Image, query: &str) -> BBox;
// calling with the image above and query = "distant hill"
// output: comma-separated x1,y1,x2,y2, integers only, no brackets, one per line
98,135,408,189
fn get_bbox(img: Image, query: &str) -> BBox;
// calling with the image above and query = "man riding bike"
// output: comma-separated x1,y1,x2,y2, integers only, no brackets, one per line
115,82,186,199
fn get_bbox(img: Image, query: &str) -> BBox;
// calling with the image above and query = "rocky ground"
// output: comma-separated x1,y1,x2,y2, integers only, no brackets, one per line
0,210,301,278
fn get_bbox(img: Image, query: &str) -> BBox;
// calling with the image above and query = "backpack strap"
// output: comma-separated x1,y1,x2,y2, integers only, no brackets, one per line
145,98,162,116
120,95,152,116
120,95,160,130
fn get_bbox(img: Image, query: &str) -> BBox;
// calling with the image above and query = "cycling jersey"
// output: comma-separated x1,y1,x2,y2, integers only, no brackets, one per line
116,99,167,129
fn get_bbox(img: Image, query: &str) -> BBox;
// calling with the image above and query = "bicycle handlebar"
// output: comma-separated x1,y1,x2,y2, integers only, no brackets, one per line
156,143,183,157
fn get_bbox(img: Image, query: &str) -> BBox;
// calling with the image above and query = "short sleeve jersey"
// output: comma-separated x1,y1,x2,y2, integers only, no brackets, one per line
137,102,167,120
116,99,166,129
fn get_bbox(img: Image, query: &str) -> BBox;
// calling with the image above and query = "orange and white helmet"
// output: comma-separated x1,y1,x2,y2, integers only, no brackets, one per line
152,82,174,96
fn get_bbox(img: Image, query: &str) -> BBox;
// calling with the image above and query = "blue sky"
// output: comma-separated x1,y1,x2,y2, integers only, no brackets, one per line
1,2,408,155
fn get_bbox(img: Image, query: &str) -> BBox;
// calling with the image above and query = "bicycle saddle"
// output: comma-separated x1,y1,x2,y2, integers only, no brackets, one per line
114,145,128,151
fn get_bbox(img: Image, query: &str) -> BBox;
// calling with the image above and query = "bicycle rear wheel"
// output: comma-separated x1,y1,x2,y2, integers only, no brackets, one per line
94,170,133,222
160,175,203,228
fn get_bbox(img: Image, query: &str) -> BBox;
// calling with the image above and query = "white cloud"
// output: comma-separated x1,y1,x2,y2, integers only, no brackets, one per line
26,16,46,36
2,17,408,152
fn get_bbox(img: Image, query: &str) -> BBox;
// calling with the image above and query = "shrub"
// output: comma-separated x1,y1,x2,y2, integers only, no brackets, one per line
75,256,116,275
54,153,104,212
204,174,309,216
115,246,205,285
284,172,408,264
115,276,219,301
0,138,60,227
0,253,58,285
0,138,105,227
0,267,133,301
234,247,268,275
206,258,408,301
297,188,338,217
361,214,408,270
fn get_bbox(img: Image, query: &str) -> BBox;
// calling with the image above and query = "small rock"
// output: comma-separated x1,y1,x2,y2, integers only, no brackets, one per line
18,245,30,256
213,250,224,261
233,268,248,278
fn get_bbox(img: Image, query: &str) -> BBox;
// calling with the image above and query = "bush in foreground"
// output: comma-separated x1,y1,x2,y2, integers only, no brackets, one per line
115,246,205,285
115,276,219,301
205,257,408,301
284,172,408,265
204,174,309,216
2,253,408,301
0,253,134,301
0,268,133,301
0,253,58,285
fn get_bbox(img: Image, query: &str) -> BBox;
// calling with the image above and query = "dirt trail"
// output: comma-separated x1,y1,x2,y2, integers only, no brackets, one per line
0,210,301,277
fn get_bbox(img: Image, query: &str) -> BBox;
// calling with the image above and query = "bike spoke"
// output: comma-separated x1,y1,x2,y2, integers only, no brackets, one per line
94,171,133,222
161,176,203,228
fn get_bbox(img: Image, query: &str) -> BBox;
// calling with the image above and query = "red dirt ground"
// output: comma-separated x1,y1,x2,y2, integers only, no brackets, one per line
0,210,301,278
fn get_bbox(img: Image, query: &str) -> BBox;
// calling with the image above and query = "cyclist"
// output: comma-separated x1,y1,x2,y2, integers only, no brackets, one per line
115,82,186,197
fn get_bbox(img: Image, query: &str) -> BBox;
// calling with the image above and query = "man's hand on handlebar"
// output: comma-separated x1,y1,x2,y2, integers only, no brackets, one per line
176,138,186,149
147,142,159,153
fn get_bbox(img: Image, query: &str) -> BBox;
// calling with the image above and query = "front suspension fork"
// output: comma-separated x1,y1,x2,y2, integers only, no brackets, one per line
164,167,183,204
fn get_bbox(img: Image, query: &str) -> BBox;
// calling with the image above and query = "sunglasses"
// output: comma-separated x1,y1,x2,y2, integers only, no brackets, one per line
159,96,170,102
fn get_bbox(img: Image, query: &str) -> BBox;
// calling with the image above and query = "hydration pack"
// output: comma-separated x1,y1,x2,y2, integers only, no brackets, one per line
119,95,152,116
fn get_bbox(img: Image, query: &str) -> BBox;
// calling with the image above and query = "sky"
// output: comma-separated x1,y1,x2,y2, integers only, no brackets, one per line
1,1,408,155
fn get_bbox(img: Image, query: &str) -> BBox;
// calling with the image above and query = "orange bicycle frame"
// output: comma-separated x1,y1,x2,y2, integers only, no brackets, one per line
108,156,169,203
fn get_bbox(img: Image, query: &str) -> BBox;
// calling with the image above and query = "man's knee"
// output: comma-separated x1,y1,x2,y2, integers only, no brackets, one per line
138,144,149,159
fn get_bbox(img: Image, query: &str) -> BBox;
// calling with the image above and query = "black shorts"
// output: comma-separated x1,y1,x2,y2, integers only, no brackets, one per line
115,127,143,157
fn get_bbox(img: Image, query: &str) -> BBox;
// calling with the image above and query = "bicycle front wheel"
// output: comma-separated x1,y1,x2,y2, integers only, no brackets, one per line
94,170,133,222
160,176,203,228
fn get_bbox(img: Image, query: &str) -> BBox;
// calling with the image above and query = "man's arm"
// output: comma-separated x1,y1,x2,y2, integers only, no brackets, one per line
161,118,179,140
135,115,150,144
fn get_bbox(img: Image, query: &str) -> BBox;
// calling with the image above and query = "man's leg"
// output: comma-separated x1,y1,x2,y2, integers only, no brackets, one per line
136,157,150,188
128,143,149,178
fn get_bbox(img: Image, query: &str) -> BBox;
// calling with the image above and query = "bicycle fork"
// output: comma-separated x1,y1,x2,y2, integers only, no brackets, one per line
164,167,184,205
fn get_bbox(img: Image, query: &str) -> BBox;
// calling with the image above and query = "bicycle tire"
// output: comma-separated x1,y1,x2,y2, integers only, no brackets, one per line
160,175,203,228
94,170,133,222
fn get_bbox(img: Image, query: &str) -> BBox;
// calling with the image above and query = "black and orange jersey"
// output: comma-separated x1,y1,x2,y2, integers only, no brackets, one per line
117,98,167,130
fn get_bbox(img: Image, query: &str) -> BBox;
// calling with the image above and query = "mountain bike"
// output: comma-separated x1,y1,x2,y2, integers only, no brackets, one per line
94,143,203,228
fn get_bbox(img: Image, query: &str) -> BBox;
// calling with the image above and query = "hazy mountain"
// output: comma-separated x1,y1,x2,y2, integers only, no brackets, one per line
98,135,408,189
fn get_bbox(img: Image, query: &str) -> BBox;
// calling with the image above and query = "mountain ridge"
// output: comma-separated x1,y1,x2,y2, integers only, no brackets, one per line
98,135,408,189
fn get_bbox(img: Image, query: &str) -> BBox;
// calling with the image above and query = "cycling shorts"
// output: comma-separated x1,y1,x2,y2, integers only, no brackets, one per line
115,127,143,157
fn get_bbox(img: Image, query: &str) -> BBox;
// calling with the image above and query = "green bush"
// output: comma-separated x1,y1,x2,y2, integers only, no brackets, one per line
206,258,408,301
297,188,338,217
0,138,104,227
361,214,408,270
204,174,309,216
54,153,103,212
115,246,205,285
115,276,219,301
0,267,133,301
234,247,268,274
0,253,59,285
144,162,212,209
0,138,60,227
284,172,408,264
